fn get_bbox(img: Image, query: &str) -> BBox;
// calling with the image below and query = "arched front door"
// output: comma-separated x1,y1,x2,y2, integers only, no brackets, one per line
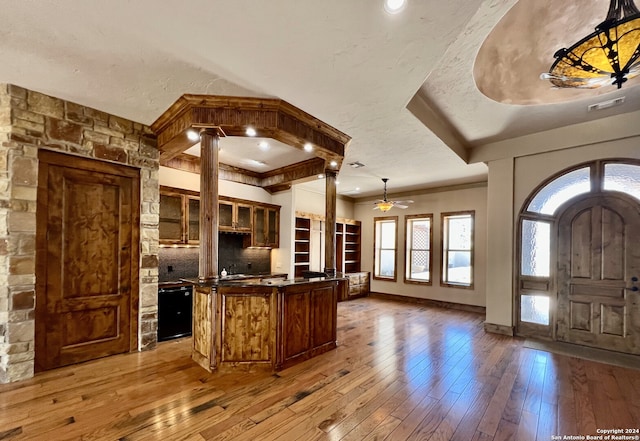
516,160,640,354
556,194,640,354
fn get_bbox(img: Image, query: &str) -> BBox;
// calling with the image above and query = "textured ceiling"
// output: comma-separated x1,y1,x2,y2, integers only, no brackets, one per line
1,0,638,198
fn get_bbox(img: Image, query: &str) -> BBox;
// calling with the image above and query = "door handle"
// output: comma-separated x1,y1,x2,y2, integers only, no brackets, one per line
625,286,639,292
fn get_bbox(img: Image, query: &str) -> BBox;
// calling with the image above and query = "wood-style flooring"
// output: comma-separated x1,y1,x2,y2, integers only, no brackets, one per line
1,297,639,440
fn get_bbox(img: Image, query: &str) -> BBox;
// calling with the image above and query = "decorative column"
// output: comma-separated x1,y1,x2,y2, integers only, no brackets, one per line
324,170,338,277
198,128,220,280
192,128,221,373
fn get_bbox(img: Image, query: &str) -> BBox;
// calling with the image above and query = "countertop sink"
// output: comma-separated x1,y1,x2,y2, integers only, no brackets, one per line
219,274,250,280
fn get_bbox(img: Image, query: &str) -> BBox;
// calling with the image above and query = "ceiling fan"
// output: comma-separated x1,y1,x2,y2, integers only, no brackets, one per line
373,178,413,212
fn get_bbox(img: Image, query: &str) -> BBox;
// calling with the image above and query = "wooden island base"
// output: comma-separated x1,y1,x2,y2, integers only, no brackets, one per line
191,278,340,372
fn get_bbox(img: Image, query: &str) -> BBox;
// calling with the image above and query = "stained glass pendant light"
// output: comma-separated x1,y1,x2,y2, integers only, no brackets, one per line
541,0,640,89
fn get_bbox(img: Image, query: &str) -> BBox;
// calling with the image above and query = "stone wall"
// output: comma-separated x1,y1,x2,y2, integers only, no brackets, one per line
0,84,160,383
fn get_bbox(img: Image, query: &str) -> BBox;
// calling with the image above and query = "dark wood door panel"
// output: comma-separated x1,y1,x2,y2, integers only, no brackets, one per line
282,290,310,361
557,195,640,355
36,150,140,371
311,285,337,348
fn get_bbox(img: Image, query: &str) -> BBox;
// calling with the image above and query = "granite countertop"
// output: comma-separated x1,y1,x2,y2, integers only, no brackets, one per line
181,274,347,289
159,273,286,288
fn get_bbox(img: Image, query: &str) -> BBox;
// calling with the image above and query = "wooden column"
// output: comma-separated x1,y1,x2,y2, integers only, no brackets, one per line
324,170,337,277
198,128,220,281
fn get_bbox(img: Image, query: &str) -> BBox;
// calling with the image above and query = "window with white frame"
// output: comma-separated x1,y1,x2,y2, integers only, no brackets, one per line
441,211,474,288
405,214,432,284
374,216,398,281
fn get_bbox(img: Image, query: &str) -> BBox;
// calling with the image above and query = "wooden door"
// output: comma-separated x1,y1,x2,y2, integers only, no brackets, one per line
557,194,640,354
35,150,140,371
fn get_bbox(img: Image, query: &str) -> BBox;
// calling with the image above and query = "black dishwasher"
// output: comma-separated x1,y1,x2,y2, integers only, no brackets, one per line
158,285,193,342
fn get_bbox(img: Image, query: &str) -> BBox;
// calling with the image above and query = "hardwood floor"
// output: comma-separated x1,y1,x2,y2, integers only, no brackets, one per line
1,297,639,440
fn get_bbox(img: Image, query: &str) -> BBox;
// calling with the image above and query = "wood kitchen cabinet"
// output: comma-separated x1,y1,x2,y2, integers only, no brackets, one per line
253,204,280,248
218,199,252,233
160,186,279,247
159,186,199,245
345,271,370,300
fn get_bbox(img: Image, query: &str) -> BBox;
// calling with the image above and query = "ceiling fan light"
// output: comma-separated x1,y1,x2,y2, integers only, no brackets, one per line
376,201,394,212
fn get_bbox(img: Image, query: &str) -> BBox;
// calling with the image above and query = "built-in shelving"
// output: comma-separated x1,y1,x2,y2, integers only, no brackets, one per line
294,212,367,300
336,220,361,274
294,217,311,277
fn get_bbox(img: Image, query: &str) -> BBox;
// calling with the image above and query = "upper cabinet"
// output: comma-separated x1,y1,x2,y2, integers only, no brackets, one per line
159,186,279,247
253,205,280,248
219,200,253,233
159,187,199,245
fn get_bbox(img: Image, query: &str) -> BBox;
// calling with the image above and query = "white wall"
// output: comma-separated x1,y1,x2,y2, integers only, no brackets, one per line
271,189,293,277
485,158,515,326
293,184,355,220
355,184,488,307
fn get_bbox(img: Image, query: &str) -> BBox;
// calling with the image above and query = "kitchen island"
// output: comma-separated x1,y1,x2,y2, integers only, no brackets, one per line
185,276,343,372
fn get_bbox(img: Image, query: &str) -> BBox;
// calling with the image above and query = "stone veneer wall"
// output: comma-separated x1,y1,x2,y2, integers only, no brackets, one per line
0,84,160,383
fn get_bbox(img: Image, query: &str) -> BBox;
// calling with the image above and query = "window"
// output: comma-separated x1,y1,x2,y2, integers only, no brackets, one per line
441,211,474,288
527,167,590,215
405,214,432,284
520,219,550,277
374,216,398,281
603,163,640,201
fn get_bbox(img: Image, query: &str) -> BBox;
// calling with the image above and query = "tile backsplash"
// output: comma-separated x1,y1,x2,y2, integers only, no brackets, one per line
158,234,272,282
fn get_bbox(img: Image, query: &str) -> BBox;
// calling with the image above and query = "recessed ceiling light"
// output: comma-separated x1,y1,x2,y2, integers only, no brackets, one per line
304,143,313,152
186,130,200,142
246,127,257,137
317,174,324,179
384,0,406,14
258,141,270,150
330,160,338,167
336,181,340,185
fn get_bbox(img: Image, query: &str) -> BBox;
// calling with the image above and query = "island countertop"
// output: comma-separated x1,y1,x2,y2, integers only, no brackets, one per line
181,274,346,289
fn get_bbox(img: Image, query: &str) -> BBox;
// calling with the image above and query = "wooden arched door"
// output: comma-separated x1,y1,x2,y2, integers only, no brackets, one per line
557,194,640,354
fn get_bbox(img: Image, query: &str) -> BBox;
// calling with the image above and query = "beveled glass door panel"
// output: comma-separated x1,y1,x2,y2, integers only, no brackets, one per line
267,208,278,247
236,204,252,231
219,201,234,230
188,197,200,242
159,194,183,242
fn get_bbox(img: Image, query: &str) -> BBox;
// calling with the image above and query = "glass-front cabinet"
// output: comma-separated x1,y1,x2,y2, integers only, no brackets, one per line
159,186,279,247
253,205,280,248
219,200,252,233
159,187,200,245
187,197,200,243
